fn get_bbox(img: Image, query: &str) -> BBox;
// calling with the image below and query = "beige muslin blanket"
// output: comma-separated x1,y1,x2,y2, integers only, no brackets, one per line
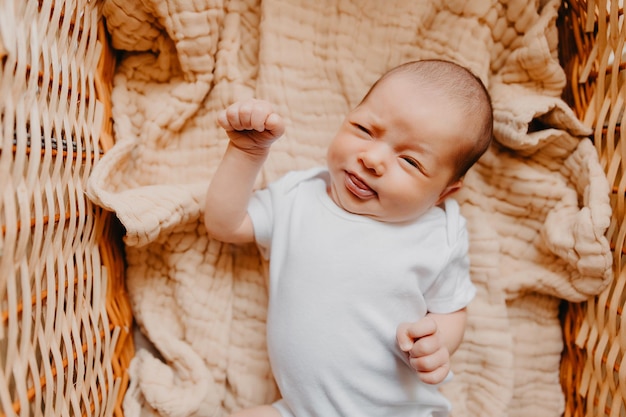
87,1,613,416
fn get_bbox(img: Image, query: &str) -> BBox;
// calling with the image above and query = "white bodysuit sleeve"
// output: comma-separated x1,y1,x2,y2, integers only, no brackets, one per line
424,199,477,314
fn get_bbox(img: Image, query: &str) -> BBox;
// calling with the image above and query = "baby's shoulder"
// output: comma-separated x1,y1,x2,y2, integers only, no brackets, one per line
428,198,467,248
268,167,328,193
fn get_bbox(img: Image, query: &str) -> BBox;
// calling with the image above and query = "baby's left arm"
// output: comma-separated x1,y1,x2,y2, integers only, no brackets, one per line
396,308,467,385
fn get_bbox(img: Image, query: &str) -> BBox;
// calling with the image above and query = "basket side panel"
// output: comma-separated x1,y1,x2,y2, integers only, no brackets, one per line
560,1,626,416
0,1,132,416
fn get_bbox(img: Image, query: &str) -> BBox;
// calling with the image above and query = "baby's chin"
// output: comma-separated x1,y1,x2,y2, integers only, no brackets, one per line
328,183,423,223
327,185,371,217
348,203,429,224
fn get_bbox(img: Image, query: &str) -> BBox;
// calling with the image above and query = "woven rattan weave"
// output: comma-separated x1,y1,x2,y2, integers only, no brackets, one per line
559,1,626,416
0,1,132,416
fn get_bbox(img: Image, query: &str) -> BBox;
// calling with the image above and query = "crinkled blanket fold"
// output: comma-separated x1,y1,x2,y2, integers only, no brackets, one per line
87,1,613,416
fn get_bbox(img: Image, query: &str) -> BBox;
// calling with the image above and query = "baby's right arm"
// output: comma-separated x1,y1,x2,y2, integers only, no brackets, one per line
204,99,285,243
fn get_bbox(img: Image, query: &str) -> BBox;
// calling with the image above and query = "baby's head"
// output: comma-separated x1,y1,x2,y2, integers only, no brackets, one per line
361,60,493,182
326,59,493,223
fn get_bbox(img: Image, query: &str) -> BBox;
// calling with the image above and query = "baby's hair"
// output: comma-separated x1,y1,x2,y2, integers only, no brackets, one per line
363,59,494,181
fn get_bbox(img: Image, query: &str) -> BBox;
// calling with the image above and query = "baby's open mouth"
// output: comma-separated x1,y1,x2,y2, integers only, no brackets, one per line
345,172,377,199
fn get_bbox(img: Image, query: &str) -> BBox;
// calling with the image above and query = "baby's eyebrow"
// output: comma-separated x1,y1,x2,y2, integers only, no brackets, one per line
402,136,430,152
354,109,385,135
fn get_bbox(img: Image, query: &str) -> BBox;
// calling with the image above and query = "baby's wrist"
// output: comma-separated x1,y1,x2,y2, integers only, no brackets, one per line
227,141,272,160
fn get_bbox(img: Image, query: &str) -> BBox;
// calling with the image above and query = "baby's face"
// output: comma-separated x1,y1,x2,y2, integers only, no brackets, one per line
326,75,466,223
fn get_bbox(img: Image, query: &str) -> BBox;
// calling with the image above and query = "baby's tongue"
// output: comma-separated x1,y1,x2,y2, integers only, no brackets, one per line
348,174,376,198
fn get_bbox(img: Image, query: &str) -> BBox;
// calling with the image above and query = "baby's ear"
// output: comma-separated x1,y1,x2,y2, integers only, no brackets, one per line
436,179,463,205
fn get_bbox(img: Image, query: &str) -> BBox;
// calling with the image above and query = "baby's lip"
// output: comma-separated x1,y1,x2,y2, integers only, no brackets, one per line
345,172,377,199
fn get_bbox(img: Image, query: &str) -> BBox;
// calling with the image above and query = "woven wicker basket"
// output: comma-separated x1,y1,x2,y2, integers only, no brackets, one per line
559,1,626,416
0,0,624,416
0,1,132,416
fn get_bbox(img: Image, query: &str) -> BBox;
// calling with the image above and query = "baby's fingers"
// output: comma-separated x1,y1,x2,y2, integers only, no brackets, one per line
248,102,274,132
409,333,441,358
264,113,285,138
408,347,448,372
396,318,437,352
396,322,415,352
222,102,249,131
236,100,284,138
412,360,450,385
217,109,231,131
219,99,275,133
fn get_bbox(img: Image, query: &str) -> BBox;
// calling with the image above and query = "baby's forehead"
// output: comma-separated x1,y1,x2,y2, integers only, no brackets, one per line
369,74,457,107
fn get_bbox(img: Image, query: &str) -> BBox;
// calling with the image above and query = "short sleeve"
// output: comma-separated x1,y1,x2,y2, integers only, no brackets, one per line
424,200,477,313
247,167,327,260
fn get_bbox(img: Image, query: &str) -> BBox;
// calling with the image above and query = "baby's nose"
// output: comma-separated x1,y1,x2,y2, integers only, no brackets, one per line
358,145,387,175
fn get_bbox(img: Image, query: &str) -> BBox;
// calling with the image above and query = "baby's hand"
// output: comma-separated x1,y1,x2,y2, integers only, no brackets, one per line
396,317,450,385
218,99,285,156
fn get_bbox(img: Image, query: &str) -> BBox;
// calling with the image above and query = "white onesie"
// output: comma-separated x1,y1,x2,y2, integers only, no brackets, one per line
248,167,476,417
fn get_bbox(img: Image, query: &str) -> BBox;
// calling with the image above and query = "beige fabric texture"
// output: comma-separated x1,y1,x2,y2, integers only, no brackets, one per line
87,0,614,416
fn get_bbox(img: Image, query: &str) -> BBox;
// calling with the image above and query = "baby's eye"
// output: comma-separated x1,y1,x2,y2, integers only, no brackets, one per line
354,124,371,136
402,156,423,171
